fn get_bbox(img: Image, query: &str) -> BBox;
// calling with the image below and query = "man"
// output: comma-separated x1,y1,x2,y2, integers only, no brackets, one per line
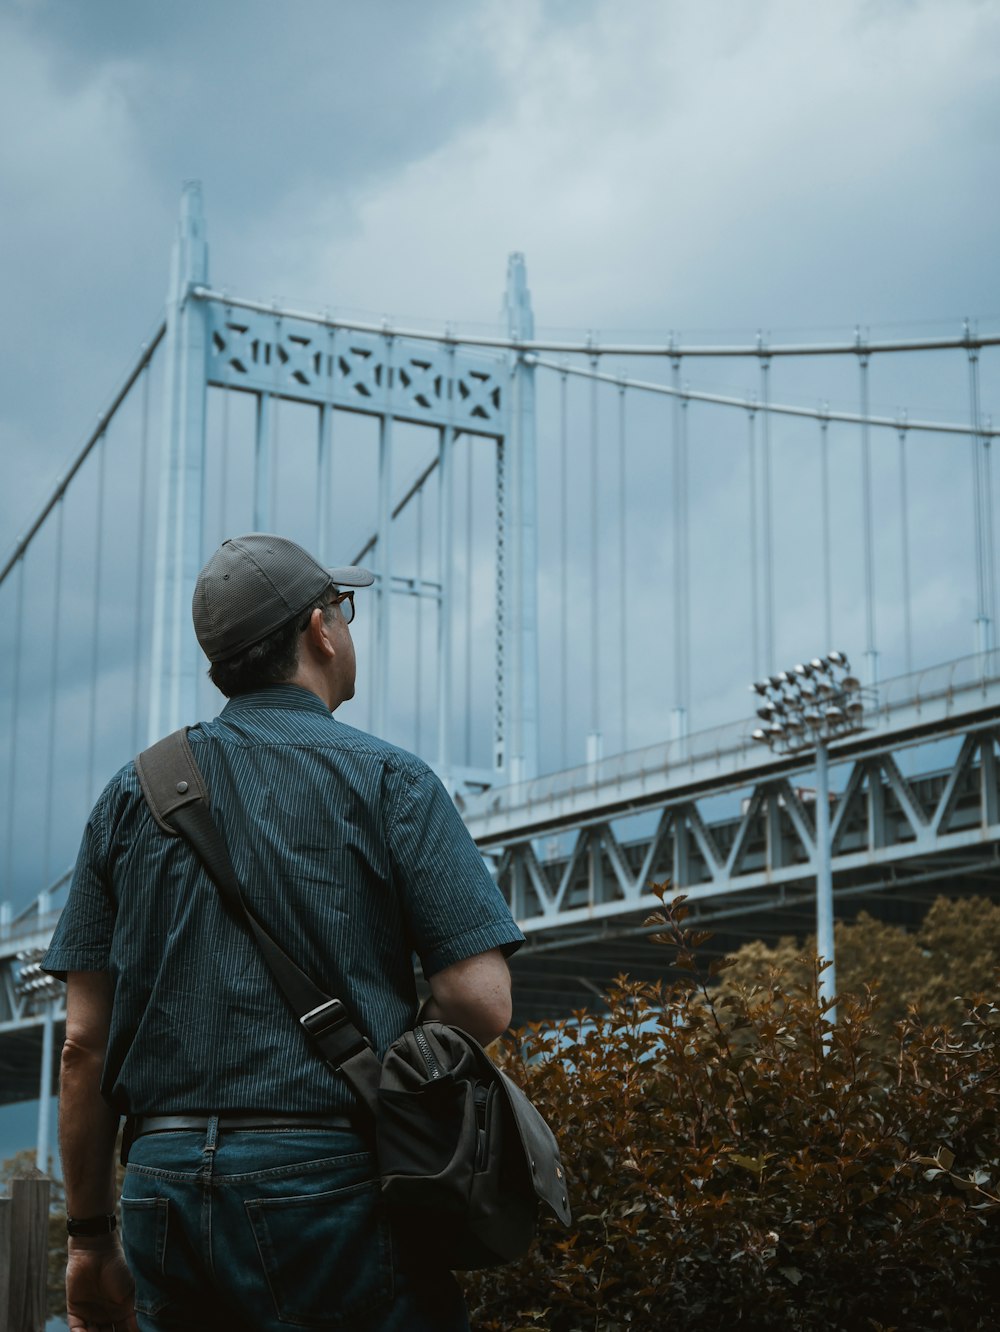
44,533,524,1332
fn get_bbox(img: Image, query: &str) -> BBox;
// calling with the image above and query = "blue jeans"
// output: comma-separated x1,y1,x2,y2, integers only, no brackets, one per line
120,1120,469,1331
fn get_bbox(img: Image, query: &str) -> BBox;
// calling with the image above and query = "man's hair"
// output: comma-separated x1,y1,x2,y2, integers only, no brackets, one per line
209,585,337,698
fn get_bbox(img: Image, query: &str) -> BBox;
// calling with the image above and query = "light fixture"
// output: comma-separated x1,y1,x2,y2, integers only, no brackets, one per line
841,674,861,693
752,728,770,743
824,705,845,723
828,650,848,666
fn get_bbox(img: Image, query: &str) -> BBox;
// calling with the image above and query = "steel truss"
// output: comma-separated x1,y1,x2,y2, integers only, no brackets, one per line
463,659,1000,1017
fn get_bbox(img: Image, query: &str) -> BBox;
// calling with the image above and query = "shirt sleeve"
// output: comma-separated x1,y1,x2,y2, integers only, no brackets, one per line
386,764,524,978
42,798,117,981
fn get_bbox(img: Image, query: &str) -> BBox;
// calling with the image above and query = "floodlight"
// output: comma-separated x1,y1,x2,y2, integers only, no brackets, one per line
785,715,805,733
793,662,813,677
768,721,786,738
750,681,769,696
769,674,784,689
841,675,861,693
824,705,845,724
803,708,823,726
752,728,770,744
810,658,827,673
846,698,864,719
828,650,848,666
757,703,776,721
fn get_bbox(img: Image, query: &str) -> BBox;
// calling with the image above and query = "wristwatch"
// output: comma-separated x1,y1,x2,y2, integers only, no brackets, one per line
66,1213,117,1237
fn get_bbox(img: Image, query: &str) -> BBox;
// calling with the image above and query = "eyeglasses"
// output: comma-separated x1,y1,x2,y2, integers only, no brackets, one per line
330,589,355,624
299,589,355,632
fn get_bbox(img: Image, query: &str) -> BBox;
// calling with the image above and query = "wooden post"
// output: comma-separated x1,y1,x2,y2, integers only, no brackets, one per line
5,1174,50,1332
0,1194,12,1329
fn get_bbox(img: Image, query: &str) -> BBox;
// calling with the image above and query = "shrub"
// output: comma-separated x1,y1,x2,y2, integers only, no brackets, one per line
463,891,999,1331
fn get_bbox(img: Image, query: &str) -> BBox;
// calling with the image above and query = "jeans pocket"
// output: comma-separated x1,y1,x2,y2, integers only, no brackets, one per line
119,1196,171,1317
245,1176,393,1326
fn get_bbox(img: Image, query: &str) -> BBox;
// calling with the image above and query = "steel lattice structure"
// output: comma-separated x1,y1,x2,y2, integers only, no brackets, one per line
2,184,1000,1084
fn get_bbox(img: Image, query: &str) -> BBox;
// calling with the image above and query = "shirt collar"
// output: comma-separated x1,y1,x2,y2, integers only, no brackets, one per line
221,684,333,717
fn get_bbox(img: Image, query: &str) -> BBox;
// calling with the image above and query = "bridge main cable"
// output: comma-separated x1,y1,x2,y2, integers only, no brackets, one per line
192,287,1000,358
0,321,167,588
532,355,1000,438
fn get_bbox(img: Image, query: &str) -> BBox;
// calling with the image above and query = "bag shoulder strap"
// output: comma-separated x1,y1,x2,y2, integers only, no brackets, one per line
134,727,208,835
134,729,382,1112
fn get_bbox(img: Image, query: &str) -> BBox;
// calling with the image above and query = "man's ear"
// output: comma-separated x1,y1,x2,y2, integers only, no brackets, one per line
305,606,336,659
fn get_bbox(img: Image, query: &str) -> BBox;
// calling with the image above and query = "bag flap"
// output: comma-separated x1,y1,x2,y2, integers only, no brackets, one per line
494,1065,572,1226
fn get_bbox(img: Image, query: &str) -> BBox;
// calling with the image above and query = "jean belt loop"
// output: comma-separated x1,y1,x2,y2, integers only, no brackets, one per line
205,1114,220,1155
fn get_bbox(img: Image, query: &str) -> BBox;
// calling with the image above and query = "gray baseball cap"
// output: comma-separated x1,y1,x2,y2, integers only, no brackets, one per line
193,533,374,663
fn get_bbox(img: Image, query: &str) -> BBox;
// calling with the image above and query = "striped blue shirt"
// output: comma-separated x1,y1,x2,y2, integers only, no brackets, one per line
44,685,523,1116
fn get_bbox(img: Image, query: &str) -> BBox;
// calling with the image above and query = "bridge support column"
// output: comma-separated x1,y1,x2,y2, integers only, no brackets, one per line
501,255,540,785
149,183,209,740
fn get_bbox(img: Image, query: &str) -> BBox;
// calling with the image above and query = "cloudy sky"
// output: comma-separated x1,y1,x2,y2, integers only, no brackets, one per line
1,0,999,1179
2,0,998,828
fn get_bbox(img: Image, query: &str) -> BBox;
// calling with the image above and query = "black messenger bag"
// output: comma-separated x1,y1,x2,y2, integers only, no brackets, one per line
134,728,571,1270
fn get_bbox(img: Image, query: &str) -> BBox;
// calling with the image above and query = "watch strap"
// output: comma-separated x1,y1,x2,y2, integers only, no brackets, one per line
66,1213,117,1237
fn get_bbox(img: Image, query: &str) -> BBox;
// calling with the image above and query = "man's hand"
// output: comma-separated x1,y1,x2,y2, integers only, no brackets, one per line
66,1235,139,1332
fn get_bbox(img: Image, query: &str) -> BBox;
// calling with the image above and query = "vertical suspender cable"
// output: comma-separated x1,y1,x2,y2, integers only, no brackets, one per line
671,354,689,740
316,401,333,555
254,392,272,531
375,336,396,740
270,396,281,525
589,347,600,751
758,341,775,674
559,365,569,768
747,401,760,682
967,325,993,652
671,355,682,736
436,342,455,779
4,556,26,896
220,379,230,539
464,436,474,766
680,379,690,736
133,363,152,751
857,333,878,684
820,405,833,653
415,485,424,756
897,414,913,676
85,431,107,805
986,414,998,655
43,500,65,885
493,433,506,776
317,325,336,556
618,374,628,752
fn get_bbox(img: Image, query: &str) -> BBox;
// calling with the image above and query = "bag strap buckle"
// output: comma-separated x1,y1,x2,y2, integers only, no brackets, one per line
300,998,370,1066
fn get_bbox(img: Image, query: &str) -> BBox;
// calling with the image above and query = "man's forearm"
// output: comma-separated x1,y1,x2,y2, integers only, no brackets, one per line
59,1039,119,1218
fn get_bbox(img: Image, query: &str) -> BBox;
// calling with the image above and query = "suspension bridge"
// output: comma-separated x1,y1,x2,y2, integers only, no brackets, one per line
2,183,999,1110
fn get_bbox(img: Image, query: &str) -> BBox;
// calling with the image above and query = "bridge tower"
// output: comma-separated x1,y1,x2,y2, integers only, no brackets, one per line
501,254,540,785
149,181,209,740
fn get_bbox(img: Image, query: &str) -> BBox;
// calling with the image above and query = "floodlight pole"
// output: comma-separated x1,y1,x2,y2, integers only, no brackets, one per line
814,738,836,1023
750,651,864,1036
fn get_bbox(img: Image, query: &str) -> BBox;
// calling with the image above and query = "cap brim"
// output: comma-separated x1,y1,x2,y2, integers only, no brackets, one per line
328,566,375,588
